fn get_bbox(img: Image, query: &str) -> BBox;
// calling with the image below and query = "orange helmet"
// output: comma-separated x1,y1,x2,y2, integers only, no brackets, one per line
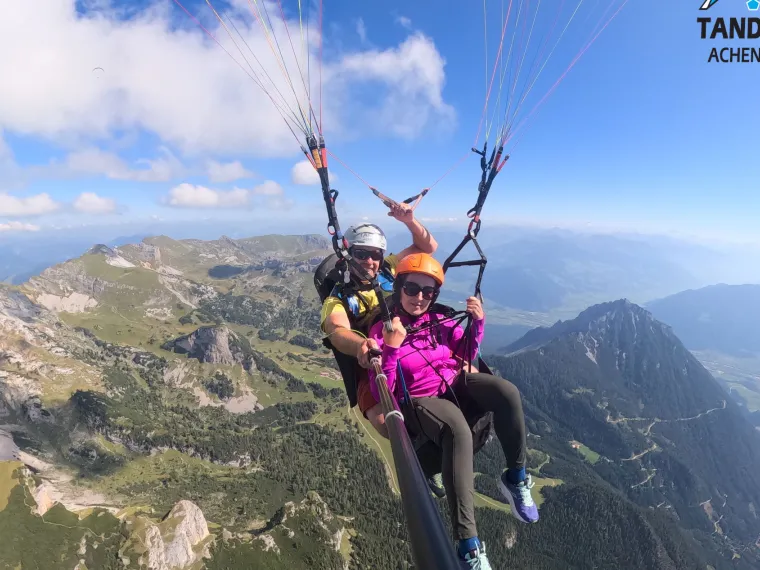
395,253,445,286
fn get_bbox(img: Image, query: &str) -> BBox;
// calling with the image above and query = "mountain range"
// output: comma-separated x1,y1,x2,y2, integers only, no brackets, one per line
0,233,758,569
646,284,760,357
386,226,760,321
9,224,760,319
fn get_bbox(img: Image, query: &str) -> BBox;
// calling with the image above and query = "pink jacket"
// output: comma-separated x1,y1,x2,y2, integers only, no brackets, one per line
367,310,485,403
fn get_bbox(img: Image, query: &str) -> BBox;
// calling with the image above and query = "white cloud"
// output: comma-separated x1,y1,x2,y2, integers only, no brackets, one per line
0,221,40,232
207,160,254,183
166,183,250,209
356,18,367,43
0,193,59,217
73,192,117,214
0,2,452,157
396,16,413,30
325,33,456,140
63,147,184,182
290,160,339,186
165,180,289,210
252,180,283,196
291,160,320,185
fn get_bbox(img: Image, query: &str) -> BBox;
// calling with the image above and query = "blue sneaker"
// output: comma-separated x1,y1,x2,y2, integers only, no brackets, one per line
498,471,539,523
459,541,493,569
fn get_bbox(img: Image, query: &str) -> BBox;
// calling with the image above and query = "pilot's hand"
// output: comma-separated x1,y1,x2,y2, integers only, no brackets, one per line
357,338,380,368
387,202,414,224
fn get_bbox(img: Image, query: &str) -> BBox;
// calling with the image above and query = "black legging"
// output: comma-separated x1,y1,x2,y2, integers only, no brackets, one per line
406,372,527,540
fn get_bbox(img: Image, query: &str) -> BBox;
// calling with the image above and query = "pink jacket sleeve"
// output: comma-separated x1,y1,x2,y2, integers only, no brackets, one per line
367,321,400,403
447,315,485,364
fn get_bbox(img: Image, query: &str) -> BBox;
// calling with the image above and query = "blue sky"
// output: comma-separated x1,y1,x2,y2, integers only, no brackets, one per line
1,0,758,244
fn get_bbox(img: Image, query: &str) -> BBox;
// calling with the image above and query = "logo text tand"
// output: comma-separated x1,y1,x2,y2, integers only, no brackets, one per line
697,1,760,62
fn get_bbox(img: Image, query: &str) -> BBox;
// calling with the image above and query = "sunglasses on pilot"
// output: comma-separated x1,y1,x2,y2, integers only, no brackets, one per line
401,281,439,300
352,248,383,261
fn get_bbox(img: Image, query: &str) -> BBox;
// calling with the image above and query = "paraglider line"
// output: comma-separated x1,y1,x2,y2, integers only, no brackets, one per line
483,0,489,97
224,13,305,132
485,0,506,140
503,0,583,138
250,0,312,133
244,0,306,130
319,0,324,134
429,150,471,189
486,0,515,142
473,0,515,148
276,0,318,136
505,0,629,148
498,0,527,140
588,0,618,41
326,149,371,188
173,0,301,143
508,0,565,129
305,1,311,131
504,0,541,133
170,0,304,144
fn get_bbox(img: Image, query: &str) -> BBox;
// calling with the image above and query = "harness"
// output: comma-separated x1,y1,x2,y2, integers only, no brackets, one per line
314,254,396,407
329,264,395,322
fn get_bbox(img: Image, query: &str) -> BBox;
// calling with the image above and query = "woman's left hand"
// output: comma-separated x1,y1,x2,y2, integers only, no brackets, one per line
466,296,485,320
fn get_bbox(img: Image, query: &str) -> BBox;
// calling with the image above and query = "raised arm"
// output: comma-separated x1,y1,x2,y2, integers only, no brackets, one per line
387,202,438,258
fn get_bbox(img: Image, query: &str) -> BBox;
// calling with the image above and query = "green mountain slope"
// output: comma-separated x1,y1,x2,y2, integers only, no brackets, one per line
486,300,760,568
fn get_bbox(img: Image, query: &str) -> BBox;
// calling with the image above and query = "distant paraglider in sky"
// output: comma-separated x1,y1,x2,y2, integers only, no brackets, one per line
92,66,104,79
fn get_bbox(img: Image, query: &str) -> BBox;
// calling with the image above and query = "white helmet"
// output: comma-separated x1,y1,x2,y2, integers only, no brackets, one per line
345,223,387,252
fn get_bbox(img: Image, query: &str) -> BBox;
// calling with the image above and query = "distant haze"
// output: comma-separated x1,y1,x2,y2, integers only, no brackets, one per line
4,223,760,326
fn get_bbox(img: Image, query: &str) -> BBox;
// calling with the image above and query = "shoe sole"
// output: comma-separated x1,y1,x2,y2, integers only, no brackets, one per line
497,477,538,524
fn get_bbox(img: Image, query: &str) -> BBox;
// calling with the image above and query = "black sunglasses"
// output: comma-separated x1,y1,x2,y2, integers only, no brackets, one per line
352,248,383,261
401,281,439,300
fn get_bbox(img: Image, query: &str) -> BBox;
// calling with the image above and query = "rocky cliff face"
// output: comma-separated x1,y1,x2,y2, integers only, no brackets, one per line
161,326,254,369
121,500,213,570
0,286,104,417
24,258,107,313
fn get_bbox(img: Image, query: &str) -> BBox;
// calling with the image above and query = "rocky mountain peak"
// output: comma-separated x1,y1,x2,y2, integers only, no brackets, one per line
505,299,673,355
87,244,116,256
121,499,212,570
161,325,253,369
